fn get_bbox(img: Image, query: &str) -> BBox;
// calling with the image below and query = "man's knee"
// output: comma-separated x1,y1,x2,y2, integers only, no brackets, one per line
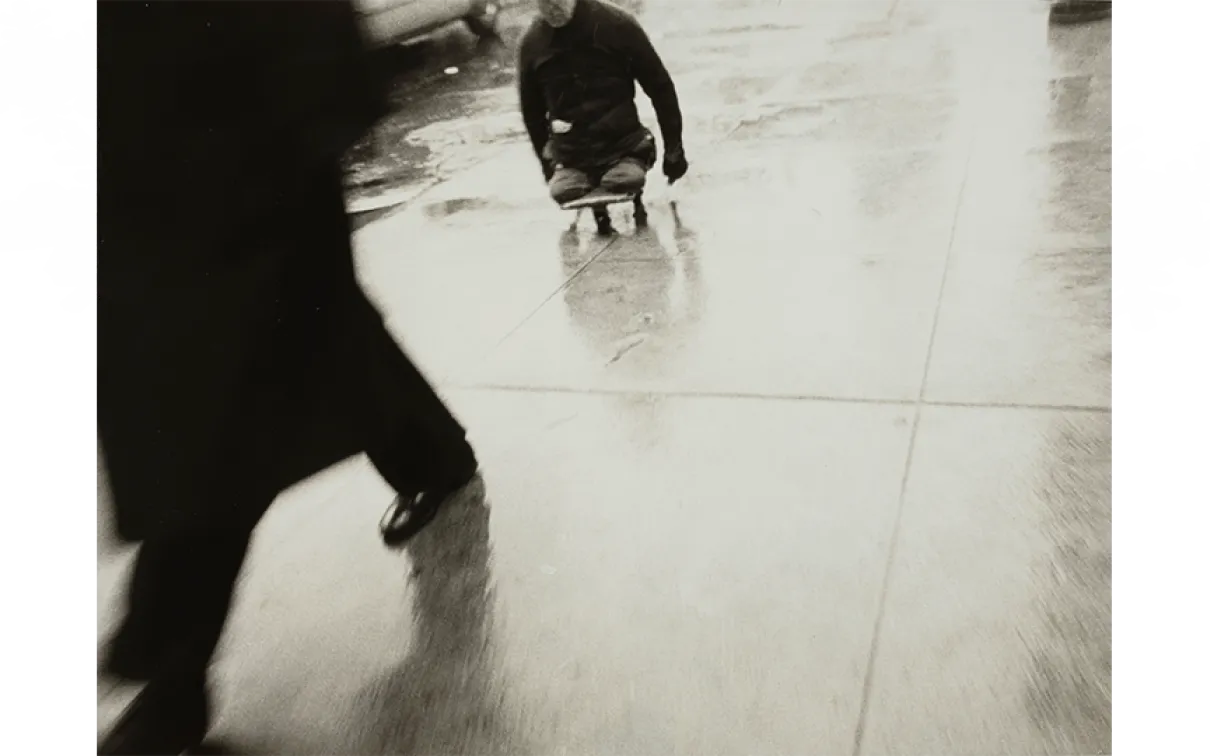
599,158,648,193
549,168,592,204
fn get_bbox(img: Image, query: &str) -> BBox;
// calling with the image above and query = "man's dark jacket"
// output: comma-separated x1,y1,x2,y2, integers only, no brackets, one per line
98,1,439,541
517,0,683,170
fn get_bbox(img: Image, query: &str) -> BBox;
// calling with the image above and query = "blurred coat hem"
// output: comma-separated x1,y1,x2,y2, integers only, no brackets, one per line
98,1,415,542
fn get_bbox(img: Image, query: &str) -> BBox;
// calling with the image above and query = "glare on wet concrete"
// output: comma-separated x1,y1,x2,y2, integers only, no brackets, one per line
352,143,670,383
474,236,949,401
105,0,1112,753
212,393,918,754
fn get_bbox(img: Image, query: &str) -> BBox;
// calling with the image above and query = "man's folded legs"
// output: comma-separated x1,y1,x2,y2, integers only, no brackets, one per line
549,156,650,204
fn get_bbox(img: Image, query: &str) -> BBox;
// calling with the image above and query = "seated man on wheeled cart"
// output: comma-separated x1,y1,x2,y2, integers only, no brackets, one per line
517,0,689,232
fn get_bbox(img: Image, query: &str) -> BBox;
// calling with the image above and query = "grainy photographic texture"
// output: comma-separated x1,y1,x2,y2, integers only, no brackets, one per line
98,1,1111,753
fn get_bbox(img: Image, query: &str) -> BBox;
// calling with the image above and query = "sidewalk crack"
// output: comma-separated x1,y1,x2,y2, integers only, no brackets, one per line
850,120,978,756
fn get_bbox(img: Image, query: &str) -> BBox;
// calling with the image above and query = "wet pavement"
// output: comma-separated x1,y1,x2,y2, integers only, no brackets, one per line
99,0,1110,753
343,3,533,215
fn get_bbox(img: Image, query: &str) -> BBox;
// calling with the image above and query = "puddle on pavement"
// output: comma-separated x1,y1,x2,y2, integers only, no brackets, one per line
730,92,956,147
725,104,830,142
422,197,497,219
340,18,523,204
344,88,522,209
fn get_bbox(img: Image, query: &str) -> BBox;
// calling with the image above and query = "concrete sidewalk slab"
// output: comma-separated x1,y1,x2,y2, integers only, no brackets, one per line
211,391,919,754
859,406,1110,755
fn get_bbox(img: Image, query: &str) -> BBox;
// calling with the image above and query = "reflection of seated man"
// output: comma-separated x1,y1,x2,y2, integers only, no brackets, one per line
556,206,700,361
517,0,689,204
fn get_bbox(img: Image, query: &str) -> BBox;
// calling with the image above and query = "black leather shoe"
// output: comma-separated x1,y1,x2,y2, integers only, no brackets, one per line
380,471,483,549
98,677,210,755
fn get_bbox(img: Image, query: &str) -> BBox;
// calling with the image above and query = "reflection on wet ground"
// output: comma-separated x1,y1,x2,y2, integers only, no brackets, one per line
556,205,704,383
423,197,497,220
100,1,1111,753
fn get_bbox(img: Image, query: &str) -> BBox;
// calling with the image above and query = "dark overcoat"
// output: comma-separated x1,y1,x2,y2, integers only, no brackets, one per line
98,1,432,541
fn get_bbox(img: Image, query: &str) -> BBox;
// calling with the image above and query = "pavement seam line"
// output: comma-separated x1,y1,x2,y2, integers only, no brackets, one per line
852,401,925,756
850,111,980,756
434,382,1111,414
491,233,621,349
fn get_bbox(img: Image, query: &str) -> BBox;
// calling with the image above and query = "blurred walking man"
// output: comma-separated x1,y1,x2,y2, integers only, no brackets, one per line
98,2,479,751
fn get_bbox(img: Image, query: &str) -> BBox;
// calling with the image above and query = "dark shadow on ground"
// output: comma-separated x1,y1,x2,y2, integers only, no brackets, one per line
347,480,532,755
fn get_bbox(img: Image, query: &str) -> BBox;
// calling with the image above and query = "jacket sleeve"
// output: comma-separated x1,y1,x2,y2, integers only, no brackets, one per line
516,33,550,163
621,16,683,152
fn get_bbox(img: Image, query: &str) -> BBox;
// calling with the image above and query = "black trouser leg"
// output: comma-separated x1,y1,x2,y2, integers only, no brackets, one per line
361,327,477,498
108,523,255,683
366,423,476,500
101,522,256,754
